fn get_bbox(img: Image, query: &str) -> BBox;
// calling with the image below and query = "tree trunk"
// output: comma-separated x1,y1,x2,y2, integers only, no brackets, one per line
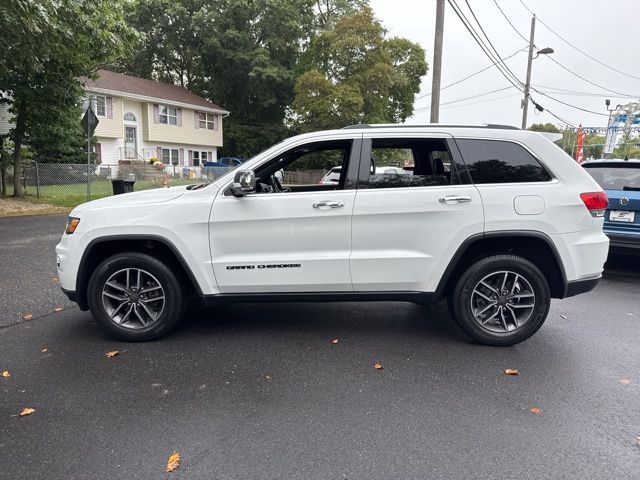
12,99,27,197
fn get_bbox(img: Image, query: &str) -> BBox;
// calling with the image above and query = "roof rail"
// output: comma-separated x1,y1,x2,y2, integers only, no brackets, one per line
341,123,520,130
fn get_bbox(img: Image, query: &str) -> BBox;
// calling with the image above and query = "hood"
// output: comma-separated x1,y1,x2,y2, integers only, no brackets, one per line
71,185,189,214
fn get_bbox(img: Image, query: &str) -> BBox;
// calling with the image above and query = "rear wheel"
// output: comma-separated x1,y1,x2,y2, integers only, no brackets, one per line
451,255,550,346
87,252,185,341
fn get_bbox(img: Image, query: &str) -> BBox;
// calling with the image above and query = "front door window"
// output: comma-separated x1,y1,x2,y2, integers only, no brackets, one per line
125,126,137,159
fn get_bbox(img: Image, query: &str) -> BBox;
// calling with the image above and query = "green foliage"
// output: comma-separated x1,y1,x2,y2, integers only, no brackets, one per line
292,7,427,132
0,0,138,194
529,123,560,133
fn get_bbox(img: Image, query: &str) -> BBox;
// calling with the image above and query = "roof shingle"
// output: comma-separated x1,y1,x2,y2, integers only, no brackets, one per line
83,69,227,112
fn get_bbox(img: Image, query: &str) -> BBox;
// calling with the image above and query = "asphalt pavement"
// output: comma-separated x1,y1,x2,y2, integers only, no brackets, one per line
1,214,639,479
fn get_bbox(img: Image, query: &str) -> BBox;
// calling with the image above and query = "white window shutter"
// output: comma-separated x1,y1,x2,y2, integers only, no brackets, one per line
194,111,199,129
177,108,182,127
153,105,160,124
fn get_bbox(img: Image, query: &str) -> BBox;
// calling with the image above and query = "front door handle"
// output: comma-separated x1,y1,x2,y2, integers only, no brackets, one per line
439,195,472,204
313,201,345,209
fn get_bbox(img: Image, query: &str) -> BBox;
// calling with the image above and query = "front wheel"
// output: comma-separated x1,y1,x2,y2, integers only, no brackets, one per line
87,252,185,341
451,255,551,346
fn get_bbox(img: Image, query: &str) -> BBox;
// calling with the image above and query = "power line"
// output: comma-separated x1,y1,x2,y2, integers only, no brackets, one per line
446,0,524,93
415,92,519,112
492,0,529,43
518,0,640,81
492,0,639,98
543,56,638,97
532,85,640,98
416,48,525,100
528,97,577,127
462,0,525,86
441,86,514,105
530,87,608,116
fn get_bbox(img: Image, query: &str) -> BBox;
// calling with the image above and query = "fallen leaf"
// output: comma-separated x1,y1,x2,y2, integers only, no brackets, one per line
635,436,640,447
530,407,542,414
2,371,10,378
53,307,63,312
52,276,59,283
619,379,631,385
505,368,519,376
106,351,120,358
41,348,48,353
560,314,568,319
330,338,339,344
166,452,180,472
374,363,384,370
20,407,36,417
265,375,272,380
22,314,33,321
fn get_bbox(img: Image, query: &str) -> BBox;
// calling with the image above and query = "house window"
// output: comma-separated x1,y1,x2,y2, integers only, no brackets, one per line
94,95,106,117
124,112,136,122
159,105,178,125
192,151,209,166
198,112,216,130
161,148,180,165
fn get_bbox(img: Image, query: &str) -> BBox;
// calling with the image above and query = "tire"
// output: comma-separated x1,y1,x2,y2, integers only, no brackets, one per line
87,252,185,341
450,254,550,346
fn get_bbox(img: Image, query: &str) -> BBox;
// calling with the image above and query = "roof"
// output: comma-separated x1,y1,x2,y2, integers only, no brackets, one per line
342,123,520,130
83,69,227,113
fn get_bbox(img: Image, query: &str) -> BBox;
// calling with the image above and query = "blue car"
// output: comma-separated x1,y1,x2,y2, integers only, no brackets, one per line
583,159,640,253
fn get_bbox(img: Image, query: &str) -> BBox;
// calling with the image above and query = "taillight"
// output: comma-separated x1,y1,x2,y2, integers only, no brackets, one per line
580,192,608,217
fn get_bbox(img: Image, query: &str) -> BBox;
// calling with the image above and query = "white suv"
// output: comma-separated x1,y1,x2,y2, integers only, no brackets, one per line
56,124,609,345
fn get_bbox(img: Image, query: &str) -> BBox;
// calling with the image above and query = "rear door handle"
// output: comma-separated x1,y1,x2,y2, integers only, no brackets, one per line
313,201,345,209
439,195,472,204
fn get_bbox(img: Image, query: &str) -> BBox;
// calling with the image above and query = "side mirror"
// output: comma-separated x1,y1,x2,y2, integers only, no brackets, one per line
230,170,256,197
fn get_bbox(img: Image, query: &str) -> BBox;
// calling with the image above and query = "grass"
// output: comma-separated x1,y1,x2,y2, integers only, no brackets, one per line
4,177,196,208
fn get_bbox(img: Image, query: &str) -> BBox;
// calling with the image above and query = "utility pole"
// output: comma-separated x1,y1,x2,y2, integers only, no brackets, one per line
430,0,445,123
521,14,536,129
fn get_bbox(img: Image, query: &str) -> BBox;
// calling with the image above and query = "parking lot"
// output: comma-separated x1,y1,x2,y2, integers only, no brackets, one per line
1,214,639,479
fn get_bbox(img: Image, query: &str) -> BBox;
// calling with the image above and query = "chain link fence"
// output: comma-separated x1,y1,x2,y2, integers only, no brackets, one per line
3,162,234,202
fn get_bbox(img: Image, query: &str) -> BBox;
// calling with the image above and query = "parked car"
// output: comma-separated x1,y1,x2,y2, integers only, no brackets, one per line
582,159,640,253
203,156,245,168
319,165,408,185
56,124,609,346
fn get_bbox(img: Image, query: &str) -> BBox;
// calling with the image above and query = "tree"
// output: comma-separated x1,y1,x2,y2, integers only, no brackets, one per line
115,0,207,92
291,7,427,132
529,123,560,133
199,0,316,156
0,0,137,196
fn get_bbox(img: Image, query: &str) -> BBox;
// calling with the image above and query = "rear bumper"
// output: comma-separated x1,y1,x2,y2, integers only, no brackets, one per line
562,275,601,298
606,232,640,252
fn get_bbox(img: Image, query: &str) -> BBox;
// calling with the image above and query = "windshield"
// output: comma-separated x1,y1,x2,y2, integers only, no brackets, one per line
583,164,640,190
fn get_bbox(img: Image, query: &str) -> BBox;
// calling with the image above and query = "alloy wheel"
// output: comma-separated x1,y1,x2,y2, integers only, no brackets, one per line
469,270,536,334
101,268,165,329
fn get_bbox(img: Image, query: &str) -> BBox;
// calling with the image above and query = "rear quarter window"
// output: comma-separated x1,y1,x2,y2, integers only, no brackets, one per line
456,139,552,184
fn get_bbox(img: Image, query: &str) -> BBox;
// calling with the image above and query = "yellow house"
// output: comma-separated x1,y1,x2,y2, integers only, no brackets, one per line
83,70,229,166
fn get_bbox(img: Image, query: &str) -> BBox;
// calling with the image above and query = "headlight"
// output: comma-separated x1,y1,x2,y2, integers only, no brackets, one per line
65,217,81,234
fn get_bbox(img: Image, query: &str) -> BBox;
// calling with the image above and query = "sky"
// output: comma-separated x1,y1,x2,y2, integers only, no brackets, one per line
369,0,640,129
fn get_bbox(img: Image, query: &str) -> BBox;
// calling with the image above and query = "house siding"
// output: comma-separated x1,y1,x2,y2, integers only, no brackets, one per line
142,103,222,148
0,103,12,136
94,95,123,139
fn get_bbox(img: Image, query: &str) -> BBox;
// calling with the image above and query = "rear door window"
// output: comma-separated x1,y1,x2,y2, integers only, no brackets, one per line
456,139,552,184
361,138,458,189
